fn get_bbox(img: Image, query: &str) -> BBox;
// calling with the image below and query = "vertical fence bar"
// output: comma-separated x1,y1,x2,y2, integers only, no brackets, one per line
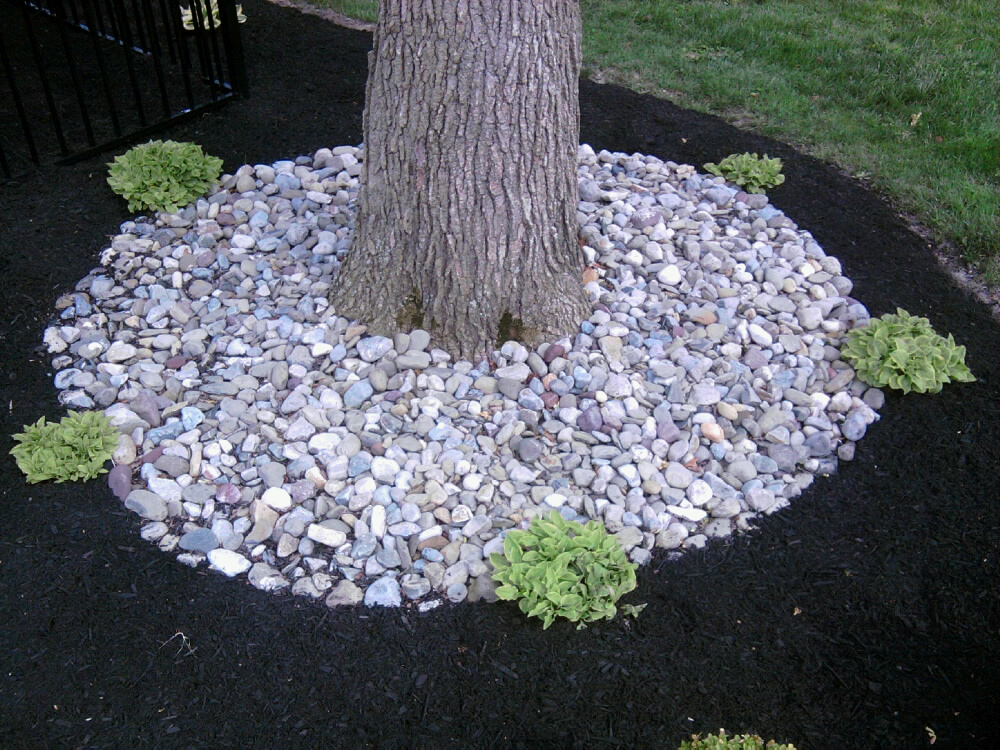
155,0,178,65
0,30,40,168
192,0,228,98
51,0,97,146
187,0,220,97
164,0,197,110
137,0,171,119
89,0,112,39
126,0,147,52
205,5,227,97
79,0,123,137
109,0,148,126
21,0,70,156
218,0,245,97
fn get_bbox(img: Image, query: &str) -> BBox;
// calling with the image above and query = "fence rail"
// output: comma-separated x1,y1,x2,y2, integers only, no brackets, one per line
0,0,247,177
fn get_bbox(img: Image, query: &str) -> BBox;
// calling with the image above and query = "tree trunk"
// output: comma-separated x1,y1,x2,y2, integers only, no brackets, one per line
330,0,590,361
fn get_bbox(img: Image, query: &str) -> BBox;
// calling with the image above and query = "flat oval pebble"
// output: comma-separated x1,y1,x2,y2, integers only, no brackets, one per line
47,144,881,610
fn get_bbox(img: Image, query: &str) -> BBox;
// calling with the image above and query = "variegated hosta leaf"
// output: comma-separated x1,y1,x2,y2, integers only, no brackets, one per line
843,308,975,394
490,511,639,629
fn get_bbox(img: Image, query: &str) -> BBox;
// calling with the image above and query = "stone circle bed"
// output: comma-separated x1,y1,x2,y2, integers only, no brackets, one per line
47,144,880,610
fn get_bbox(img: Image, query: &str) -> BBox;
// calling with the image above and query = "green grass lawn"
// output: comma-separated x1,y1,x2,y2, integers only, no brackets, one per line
307,0,1000,283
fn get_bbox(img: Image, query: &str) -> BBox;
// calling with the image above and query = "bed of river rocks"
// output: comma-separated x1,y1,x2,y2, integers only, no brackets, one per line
42,144,882,610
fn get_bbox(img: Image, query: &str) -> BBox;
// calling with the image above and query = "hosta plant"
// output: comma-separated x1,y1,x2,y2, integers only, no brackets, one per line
10,411,119,484
490,510,637,629
704,152,785,193
107,140,224,213
679,729,797,750
842,308,975,394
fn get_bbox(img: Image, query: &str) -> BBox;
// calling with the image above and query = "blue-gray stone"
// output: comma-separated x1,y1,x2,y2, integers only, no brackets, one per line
376,544,402,569
842,410,868,441
343,381,373,408
703,472,736,501
577,405,603,432
348,453,372,477
249,210,270,228
623,511,643,527
517,438,544,463
803,431,834,457
379,413,403,433
54,368,81,389
705,186,735,207
179,527,219,553
146,421,185,444
180,406,205,431
814,457,839,475
351,533,377,559
752,454,780,474
357,335,393,363
427,424,452,441
579,179,601,202
72,293,92,316
274,173,301,190
517,389,544,410
286,455,317,477
657,418,681,442
89,275,115,298
768,444,801,472
364,576,401,608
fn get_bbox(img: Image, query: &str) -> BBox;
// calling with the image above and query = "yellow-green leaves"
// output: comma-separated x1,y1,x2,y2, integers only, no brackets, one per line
180,0,246,32
704,152,785,194
107,140,224,213
10,411,119,484
842,308,975,394
679,729,797,750
490,511,638,630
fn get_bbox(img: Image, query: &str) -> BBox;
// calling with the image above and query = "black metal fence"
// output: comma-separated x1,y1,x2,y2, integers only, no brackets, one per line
0,0,247,177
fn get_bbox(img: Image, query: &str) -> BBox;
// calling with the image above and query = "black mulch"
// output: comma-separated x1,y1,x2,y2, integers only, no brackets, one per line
1,2,998,747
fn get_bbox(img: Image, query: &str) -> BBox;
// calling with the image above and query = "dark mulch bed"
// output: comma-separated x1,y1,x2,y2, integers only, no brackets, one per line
1,2,998,747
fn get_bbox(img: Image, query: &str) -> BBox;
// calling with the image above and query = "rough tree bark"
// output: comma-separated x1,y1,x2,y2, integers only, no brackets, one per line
330,0,591,361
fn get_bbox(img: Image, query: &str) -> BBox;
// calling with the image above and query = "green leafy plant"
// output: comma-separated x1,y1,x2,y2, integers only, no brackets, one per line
490,510,638,629
704,152,785,193
842,308,975,394
10,411,119,484
180,0,246,32
679,729,797,750
107,140,224,213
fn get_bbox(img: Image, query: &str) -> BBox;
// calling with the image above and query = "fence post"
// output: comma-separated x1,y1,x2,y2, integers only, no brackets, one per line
217,0,247,97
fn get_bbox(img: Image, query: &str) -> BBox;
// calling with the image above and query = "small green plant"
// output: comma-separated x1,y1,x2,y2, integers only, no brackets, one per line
490,510,638,629
679,729,797,750
180,0,246,32
107,140,224,213
842,308,975,394
10,411,119,484
704,152,785,193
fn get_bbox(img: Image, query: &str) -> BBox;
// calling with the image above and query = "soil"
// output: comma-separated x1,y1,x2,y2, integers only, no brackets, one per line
1,1,998,747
